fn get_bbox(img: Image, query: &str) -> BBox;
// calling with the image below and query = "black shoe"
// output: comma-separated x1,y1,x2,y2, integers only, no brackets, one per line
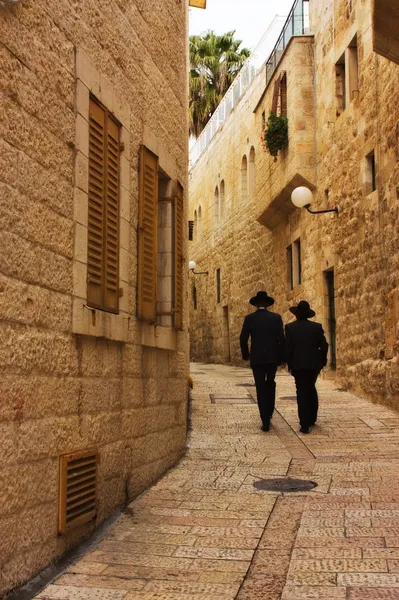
261,423,270,432
300,426,310,434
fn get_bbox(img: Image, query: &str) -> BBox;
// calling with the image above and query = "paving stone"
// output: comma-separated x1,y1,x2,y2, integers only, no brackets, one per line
194,536,259,549
124,593,233,600
236,574,286,599
174,546,253,560
289,559,388,573
142,580,240,596
282,586,347,599
337,573,399,586
35,586,127,599
103,565,201,582
67,562,108,575
347,588,399,598
55,574,147,591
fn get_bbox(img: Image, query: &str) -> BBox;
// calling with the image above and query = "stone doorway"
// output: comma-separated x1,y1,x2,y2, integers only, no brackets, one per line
324,268,336,369
222,305,231,362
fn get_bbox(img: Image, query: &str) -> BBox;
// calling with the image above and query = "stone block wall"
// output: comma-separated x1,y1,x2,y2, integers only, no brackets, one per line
189,0,399,407
0,0,189,595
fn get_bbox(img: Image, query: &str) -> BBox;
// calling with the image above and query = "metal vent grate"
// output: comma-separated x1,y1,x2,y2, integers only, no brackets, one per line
59,449,98,534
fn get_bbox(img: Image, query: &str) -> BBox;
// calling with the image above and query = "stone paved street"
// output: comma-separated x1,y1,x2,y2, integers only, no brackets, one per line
35,364,399,600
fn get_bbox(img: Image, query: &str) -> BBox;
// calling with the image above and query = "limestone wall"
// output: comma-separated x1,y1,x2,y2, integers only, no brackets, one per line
0,0,189,594
189,0,399,407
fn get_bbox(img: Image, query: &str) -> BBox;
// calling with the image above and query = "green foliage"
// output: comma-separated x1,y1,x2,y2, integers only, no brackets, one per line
261,112,288,160
189,31,250,137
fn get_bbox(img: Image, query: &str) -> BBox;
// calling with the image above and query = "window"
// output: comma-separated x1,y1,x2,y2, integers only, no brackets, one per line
213,186,220,225
220,180,225,221
194,210,197,242
365,150,377,194
271,71,287,117
173,182,184,330
216,268,221,303
138,146,158,322
335,53,346,117
335,34,359,117
87,97,121,313
241,155,248,203
261,110,266,130
287,239,301,291
347,35,359,101
198,205,202,240
192,283,197,310
249,147,256,198
138,146,184,329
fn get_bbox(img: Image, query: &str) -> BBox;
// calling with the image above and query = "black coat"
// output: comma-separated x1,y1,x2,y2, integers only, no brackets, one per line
240,309,285,366
285,319,329,371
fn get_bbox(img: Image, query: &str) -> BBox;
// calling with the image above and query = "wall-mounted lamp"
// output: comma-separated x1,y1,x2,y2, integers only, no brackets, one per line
291,186,339,215
188,260,208,275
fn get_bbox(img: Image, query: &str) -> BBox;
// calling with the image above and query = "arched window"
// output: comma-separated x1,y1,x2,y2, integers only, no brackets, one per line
213,186,220,225
194,209,198,242
220,180,225,221
249,147,256,199
241,155,248,203
198,205,202,239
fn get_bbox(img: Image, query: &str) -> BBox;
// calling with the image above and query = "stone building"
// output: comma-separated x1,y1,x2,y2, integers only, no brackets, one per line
189,0,399,407
0,0,189,594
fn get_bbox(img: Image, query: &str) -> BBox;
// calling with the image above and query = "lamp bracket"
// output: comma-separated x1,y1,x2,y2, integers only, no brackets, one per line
305,204,339,215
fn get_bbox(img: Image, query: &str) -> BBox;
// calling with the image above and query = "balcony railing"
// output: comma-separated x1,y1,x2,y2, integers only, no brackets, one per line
189,0,310,168
265,0,310,87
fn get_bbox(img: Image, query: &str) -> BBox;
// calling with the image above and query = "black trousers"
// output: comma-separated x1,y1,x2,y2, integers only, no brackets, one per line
251,364,277,425
291,369,319,428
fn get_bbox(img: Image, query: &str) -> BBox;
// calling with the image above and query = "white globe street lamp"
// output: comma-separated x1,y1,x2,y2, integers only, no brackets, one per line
188,260,208,275
291,186,339,214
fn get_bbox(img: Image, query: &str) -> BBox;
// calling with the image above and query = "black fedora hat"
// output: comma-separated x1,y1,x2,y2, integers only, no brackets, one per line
290,300,315,318
249,290,275,307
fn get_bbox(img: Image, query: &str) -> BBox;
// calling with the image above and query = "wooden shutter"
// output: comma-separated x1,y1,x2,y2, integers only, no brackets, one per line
87,97,120,313
271,74,281,114
88,100,105,309
280,72,287,117
173,182,184,330
138,146,158,321
104,117,120,312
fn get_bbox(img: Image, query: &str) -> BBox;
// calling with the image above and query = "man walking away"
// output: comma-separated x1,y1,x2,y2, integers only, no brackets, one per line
240,291,285,432
285,300,329,434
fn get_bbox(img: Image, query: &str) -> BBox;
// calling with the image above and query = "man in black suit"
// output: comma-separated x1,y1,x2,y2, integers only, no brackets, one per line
285,300,329,434
240,291,285,432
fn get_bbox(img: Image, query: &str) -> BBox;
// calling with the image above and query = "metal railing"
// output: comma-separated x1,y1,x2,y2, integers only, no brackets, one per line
265,0,310,87
189,0,310,168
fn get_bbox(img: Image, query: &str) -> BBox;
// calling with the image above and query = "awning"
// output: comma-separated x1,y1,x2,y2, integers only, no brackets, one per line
189,0,207,8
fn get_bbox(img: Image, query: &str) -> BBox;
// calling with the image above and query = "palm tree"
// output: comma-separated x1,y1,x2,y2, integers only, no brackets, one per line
189,31,250,137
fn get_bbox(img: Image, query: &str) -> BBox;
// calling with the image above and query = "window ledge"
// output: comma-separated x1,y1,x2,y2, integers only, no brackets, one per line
287,283,304,301
72,298,129,342
141,322,177,351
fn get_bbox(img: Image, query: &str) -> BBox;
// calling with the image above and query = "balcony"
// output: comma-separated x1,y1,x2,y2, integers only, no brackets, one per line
373,0,399,65
254,33,315,231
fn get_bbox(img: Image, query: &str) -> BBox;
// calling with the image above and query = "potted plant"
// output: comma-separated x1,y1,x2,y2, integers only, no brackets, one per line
260,111,288,161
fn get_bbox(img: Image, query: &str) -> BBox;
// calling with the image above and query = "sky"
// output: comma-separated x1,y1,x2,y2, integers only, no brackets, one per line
189,0,295,52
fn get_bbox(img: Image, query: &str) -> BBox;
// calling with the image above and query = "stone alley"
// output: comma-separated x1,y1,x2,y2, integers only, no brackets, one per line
29,364,399,600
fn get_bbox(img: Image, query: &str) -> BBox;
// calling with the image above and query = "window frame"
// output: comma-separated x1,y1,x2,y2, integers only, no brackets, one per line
72,49,131,342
